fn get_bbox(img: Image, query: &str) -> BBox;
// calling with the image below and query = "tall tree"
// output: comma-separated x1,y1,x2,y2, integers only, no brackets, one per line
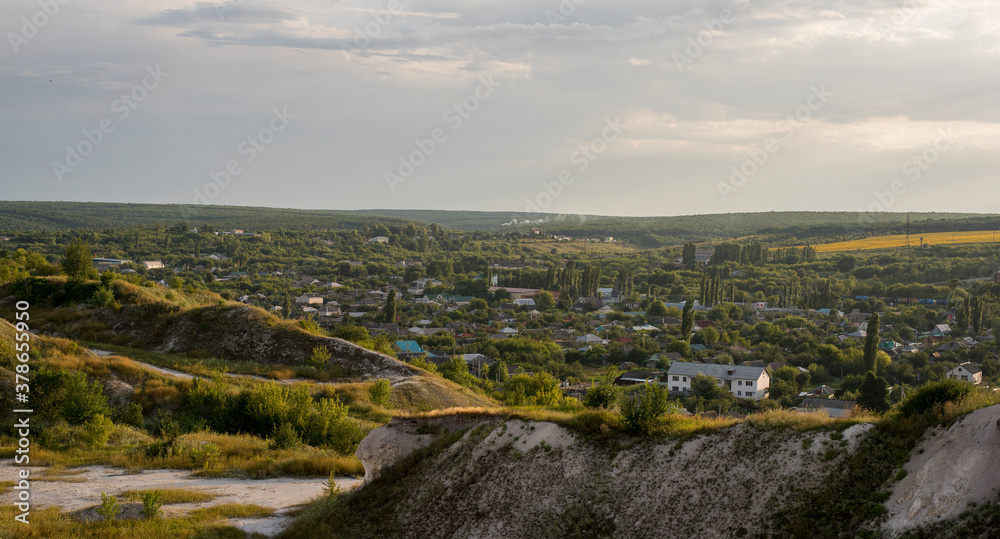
681,298,695,342
857,371,890,413
970,296,983,335
62,238,92,284
682,243,696,265
863,312,880,372
383,289,397,323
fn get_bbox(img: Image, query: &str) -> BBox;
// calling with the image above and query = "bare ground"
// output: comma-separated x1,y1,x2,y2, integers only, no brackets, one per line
0,463,360,536
884,404,1000,536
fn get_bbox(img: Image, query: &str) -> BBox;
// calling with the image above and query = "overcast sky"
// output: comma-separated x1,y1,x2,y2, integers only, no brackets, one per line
2,0,998,217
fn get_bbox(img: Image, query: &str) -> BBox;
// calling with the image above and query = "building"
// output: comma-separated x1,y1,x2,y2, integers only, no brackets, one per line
695,248,715,264
946,362,983,385
665,363,770,400
295,293,324,305
142,261,164,270
393,340,426,360
368,236,389,244
488,287,554,301
92,258,129,272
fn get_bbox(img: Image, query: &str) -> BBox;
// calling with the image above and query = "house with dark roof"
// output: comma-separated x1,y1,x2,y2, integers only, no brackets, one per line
946,362,983,385
665,363,770,400
615,370,662,386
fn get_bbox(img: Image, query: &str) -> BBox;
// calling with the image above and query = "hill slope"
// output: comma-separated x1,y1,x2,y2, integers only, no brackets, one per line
285,405,1000,539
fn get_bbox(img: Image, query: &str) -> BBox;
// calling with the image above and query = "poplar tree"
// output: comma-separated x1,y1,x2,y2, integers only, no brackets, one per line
863,312,880,372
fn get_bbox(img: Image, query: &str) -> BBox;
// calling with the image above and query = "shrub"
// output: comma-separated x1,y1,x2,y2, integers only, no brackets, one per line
270,422,302,450
619,383,671,435
309,346,331,367
583,384,621,409
899,379,974,417
92,285,118,308
140,490,163,519
113,403,145,429
61,371,111,425
323,470,341,498
368,378,391,407
81,414,115,447
96,492,121,521
152,409,180,439
409,357,437,373
190,442,222,468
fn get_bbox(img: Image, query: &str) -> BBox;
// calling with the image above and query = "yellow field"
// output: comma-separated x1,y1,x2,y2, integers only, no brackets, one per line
813,230,1000,253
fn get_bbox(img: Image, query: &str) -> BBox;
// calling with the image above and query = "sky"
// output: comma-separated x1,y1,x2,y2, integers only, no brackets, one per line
1,0,999,218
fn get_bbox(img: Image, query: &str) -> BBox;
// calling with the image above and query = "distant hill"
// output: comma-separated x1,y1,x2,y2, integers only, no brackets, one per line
0,201,996,248
357,209,999,246
0,201,419,232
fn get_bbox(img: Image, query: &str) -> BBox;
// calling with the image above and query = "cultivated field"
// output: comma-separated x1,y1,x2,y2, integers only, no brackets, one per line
813,230,1000,253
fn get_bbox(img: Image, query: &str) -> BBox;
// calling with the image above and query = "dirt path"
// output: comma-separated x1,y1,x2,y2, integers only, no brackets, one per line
0,463,360,536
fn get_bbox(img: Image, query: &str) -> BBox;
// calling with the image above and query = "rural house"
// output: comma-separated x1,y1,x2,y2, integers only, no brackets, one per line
946,362,983,385
665,363,770,400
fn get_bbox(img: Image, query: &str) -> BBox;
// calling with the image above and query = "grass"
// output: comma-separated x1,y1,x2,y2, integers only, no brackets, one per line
0,505,258,538
812,229,1000,252
0,431,365,479
120,488,217,505
189,504,275,519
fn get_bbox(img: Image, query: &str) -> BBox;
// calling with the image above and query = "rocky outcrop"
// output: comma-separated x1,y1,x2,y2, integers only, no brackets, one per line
350,415,877,538
885,404,1000,535
356,415,488,483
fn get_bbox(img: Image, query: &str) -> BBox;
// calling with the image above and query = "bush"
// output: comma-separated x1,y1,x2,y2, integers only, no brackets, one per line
899,379,974,417
141,490,163,519
190,442,221,468
60,371,111,425
92,285,117,308
152,409,180,439
113,403,145,429
81,414,115,447
619,383,671,435
309,346,331,367
368,378,391,407
270,422,302,450
583,384,621,409
96,492,122,521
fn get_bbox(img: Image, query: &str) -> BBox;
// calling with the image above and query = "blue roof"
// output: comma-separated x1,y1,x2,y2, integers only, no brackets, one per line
393,340,425,353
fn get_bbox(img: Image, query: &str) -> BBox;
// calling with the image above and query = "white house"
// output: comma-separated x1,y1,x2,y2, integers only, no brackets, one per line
295,293,324,305
665,363,770,400
142,260,164,270
946,362,982,385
